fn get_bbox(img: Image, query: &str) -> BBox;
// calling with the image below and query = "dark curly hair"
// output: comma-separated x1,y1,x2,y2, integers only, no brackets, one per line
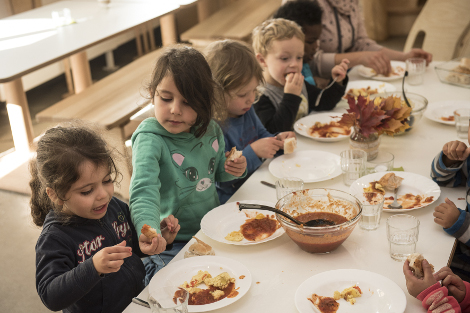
274,0,323,29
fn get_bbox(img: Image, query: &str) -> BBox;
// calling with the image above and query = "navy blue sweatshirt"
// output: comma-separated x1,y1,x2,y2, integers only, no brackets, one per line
35,197,145,313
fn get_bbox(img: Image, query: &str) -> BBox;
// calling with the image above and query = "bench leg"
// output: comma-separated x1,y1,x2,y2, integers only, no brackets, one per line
160,13,177,46
62,58,75,98
70,51,92,94
135,28,144,57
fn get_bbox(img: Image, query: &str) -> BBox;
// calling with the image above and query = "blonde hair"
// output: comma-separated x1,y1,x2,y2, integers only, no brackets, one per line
252,18,305,57
205,40,264,94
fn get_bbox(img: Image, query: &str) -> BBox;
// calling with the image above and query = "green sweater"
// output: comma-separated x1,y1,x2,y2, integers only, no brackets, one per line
129,118,242,241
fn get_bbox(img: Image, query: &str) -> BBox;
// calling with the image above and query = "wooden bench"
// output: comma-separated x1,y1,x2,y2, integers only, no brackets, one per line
36,48,163,140
180,0,282,47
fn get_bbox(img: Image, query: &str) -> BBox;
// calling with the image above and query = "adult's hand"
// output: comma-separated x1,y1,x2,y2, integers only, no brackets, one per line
405,48,433,65
359,50,392,76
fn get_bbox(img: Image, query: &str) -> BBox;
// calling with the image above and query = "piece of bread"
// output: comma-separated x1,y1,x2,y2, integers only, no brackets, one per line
284,137,297,154
407,253,434,279
460,57,470,70
225,147,242,164
141,224,159,239
378,173,404,190
184,236,215,258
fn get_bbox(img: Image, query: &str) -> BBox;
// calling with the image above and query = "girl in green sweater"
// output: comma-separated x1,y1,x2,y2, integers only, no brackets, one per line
130,45,247,285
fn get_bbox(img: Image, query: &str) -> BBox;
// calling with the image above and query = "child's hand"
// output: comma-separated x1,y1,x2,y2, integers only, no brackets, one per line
250,137,284,159
403,259,437,298
433,198,460,229
225,154,247,177
331,59,349,83
139,232,167,256
276,131,296,141
161,215,180,245
284,72,304,96
434,266,466,303
92,240,132,275
442,140,470,166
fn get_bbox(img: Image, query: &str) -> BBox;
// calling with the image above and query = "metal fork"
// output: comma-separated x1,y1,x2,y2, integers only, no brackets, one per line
314,77,338,107
388,187,402,209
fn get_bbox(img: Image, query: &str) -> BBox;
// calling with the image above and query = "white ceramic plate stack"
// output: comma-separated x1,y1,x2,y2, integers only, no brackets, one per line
424,100,470,125
349,171,441,212
200,200,284,245
295,269,407,313
148,256,252,312
357,61,406,81
294,112,350,142
268,150,342,183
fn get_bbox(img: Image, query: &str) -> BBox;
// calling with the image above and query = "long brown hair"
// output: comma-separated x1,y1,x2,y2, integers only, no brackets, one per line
30,123,120,226
146,45,225,137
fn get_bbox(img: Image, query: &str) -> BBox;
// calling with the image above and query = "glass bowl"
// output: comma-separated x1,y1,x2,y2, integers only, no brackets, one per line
371,91,428,135
435,58,470,89
275,189,362,254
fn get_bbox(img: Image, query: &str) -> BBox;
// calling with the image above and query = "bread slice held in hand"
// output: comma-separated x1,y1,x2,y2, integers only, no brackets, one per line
141,224,160,239
225,147,242,164
284,137,297,154
184,237,215,258
407,253,434,278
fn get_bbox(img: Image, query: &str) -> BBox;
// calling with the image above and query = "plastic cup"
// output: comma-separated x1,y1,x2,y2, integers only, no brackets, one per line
454,108,470,139
386,215,420,261
340,149,367,186
275,177,304,200
355,192,385,231
406,58,426,85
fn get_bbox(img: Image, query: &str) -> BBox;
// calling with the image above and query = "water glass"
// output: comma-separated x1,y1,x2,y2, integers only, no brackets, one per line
366,151,394,174
275,177,304,200
149,286,188,313
406,58,426,85
386,215,420,261
355,192,385,231
454,108,470,139
340,149,367,186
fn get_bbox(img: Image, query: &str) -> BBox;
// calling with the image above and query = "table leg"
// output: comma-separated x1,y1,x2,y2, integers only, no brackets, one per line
160,13,177,46
69,51,92,94
4,79,34,153
134,28,144,57
141,25,150,54
197,0,212,22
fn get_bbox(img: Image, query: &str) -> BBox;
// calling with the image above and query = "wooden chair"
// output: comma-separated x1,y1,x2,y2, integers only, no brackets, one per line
404,0,470,61
181,0,282,47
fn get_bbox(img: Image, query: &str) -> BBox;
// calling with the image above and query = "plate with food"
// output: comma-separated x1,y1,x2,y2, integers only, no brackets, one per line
357,61,406,81
349,172,441,212
295,269,406,313
294,113,351,142
424,100,470,125
148,255,252,312
269,150,342,183
343,80,396,101
200,200,285,245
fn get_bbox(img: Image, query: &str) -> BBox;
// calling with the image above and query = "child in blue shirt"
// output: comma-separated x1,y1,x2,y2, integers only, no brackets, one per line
205,40,296,204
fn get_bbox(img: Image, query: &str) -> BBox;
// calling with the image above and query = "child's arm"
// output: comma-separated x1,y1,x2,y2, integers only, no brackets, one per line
254,94,301,133
434,197,470,246
306,76,348,112
431,145,469,188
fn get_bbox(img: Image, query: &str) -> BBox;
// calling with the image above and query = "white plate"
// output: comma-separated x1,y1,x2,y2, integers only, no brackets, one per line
357,61,406,81
345,80,397,95
295,269,406,313
269,150,342,183
294,113,350,142
424,100,470,125
349,171,441,212
200,200,284,245
148,256,252,312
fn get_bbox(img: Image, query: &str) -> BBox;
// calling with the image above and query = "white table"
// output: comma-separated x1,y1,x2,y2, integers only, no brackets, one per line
0,0,179,153
125,63,470,313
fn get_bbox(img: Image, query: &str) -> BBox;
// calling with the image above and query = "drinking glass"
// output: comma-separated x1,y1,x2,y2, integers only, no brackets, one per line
454,108,470,139
275,177,304,200
355,192,385,231
406,58,426,85
149,286,189,313
386,215,420,261
366,151,394,174
340,149,367,186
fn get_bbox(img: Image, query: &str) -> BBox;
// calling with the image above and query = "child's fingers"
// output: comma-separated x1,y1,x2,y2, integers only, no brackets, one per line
444,197,455,206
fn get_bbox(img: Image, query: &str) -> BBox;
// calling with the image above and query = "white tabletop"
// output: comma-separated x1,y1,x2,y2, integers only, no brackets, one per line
0,0,178,82
125,63,470,313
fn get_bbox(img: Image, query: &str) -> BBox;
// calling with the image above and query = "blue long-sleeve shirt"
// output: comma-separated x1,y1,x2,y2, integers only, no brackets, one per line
216,107,274,204
431,151,470,244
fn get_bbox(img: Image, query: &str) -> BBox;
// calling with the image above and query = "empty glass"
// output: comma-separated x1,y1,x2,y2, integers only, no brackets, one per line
275,177,304,200
340,149,367,186
355,192,385,231
406,58,426,85
366,151,394,174
454,108,470,139
386,215,420,261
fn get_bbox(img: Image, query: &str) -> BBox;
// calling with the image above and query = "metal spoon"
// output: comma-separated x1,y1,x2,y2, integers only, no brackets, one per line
387,187,402,210
238,203,335,227
314,77,338,107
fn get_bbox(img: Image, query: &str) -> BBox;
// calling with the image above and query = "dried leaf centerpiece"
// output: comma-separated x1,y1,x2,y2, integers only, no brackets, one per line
338,95,412,137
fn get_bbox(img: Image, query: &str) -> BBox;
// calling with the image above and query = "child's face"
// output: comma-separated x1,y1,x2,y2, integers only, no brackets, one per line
226,77,259,118
61,160,113,220
258,36,304,88
302,24,322,64
154,75,198,134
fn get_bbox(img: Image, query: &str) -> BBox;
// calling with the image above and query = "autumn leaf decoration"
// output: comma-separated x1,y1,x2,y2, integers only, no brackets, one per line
338,95,412,138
